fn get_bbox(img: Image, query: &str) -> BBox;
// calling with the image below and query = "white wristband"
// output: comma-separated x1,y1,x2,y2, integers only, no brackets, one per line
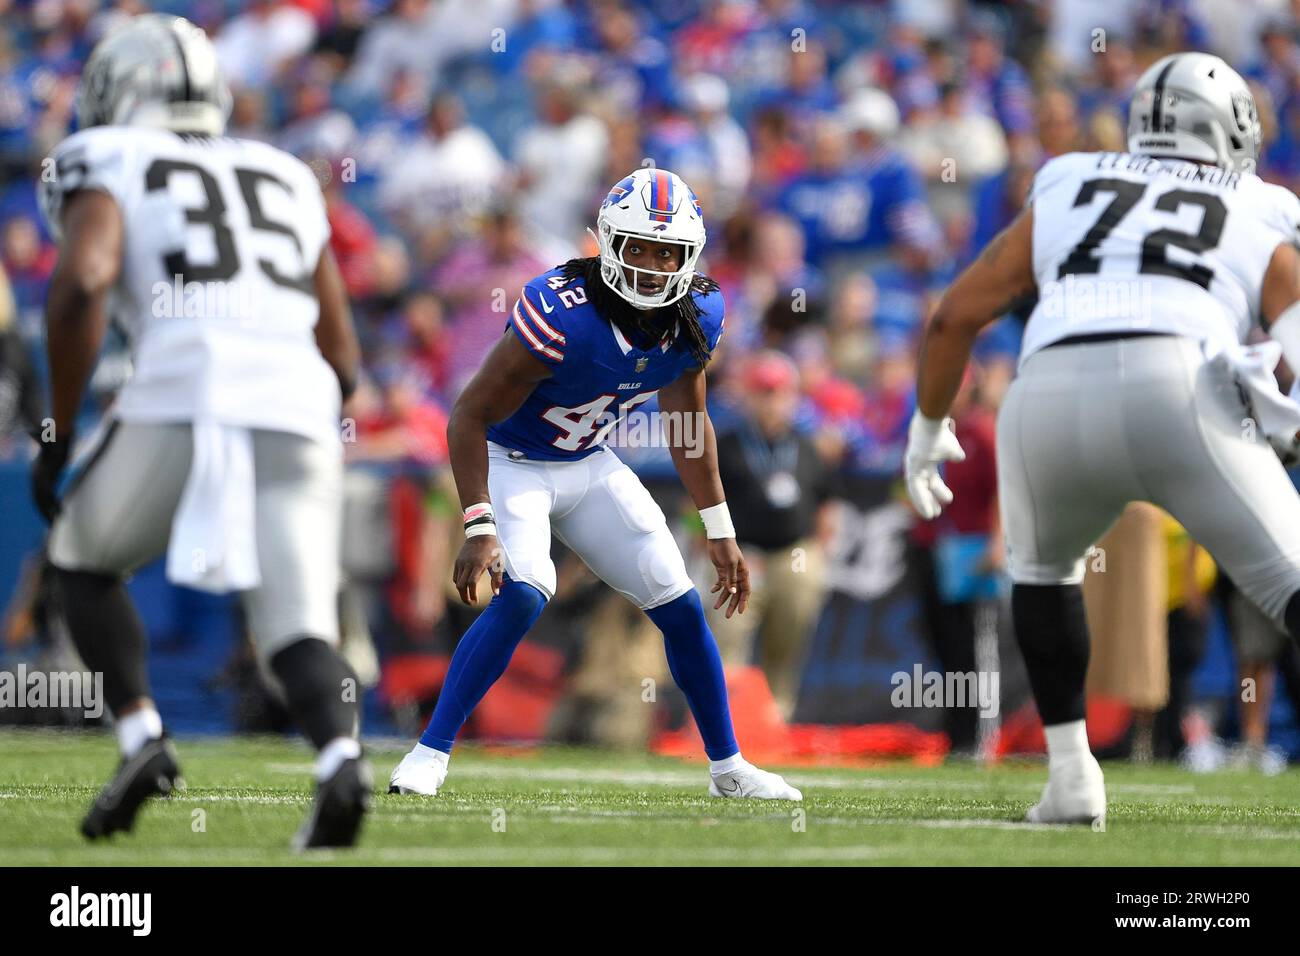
463,502,496,539
699,502,735,539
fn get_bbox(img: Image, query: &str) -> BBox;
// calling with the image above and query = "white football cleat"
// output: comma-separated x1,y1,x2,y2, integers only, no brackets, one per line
387,747,448,796
1025,754,1106,827
709,761,803,801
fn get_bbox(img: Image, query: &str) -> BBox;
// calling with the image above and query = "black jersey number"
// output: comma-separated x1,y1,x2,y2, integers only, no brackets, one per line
1057,179,1227,290
145,159,314,292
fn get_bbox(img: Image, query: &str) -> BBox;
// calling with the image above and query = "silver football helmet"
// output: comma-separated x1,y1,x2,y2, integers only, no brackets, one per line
76,14,231,136
1127,52,1261,173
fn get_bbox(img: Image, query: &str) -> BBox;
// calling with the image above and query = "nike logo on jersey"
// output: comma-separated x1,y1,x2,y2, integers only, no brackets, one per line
539,293,556,314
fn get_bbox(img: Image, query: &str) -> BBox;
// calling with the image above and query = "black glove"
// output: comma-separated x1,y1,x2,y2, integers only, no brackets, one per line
30,427,73,524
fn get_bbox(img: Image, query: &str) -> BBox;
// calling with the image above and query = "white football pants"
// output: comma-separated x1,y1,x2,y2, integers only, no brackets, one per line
48,420,342,656
998,334,1300,628
485,441,694,610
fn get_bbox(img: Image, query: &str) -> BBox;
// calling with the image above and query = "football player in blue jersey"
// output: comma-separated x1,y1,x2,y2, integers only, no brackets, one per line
389,167,802,800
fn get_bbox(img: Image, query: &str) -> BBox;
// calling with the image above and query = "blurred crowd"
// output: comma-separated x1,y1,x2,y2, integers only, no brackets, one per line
3,0,1300,762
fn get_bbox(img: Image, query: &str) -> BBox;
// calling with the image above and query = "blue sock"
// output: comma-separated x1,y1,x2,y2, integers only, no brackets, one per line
645,589,740,761
419,577,547,753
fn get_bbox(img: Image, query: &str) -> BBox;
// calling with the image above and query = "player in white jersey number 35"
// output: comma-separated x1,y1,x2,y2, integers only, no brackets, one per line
907,51,1300,826
34,15,370,849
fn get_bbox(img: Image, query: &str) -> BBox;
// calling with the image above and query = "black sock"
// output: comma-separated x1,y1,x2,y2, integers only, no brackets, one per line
52,567,151,714
269,637,359,749
1011,583,1090,726
1284,590,1300,646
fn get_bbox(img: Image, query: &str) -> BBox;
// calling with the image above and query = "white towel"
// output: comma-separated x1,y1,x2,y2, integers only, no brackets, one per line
1206,340,1300,465
166,420,261,592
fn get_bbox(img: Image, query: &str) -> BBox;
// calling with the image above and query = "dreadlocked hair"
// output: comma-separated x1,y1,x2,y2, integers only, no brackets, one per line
557,256,719,367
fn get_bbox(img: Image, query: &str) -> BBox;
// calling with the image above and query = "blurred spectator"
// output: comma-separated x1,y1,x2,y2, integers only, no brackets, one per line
323,169,380,299
586,2,675,112
1074,33,1140,129
720,212,821,355
711,351,836,716
343,366,453,653
0,263,41,458
1,215,56,335
748,104,806,192
899,80,1009,224
1224,577,1292,774
1083,503,1171,762
968,88,1081,256
912,368,1001,757
378,93,506,246
215,0,318,90
277,78,357,160
839,88,943,276
964,12,1035,151
344,0,444,99
314,0,374,73
513,62,609,247
1248,17,1300,185
672,0,758,79
490,0,579,76
1047,0,1136,78
227,88,271,142
1156,514,1215,760
680,73,752,219
428,205,549,399
825,273,876,385
351,67,431,194
395,290,451,400
0,34,41,178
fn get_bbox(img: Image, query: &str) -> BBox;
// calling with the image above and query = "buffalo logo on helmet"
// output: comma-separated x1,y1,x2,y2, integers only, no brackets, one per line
602,174,637,208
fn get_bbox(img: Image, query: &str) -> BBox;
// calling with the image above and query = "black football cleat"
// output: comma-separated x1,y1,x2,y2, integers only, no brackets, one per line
292,757,373,851
81,736,183,840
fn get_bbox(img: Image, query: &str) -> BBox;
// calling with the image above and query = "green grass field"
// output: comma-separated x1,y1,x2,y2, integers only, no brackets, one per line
1,728,1297,865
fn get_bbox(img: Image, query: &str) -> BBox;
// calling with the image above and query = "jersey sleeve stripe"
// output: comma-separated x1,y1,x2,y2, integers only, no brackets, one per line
512,302,564,362
520,288,566,343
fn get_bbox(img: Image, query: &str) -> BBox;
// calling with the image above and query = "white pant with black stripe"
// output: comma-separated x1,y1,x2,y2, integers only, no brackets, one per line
485,441,694,610
998,334,1300,628
48,420,342,657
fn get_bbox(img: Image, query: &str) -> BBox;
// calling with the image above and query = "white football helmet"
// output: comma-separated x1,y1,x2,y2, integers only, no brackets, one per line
595,167,706,310
77,14,231,136
1127,52,1261,173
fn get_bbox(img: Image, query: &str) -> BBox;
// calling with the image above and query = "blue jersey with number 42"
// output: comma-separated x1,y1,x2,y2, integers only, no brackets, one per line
486,268,726,461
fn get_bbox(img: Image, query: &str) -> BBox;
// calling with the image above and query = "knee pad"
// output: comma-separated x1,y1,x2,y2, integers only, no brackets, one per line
637,535,693,610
